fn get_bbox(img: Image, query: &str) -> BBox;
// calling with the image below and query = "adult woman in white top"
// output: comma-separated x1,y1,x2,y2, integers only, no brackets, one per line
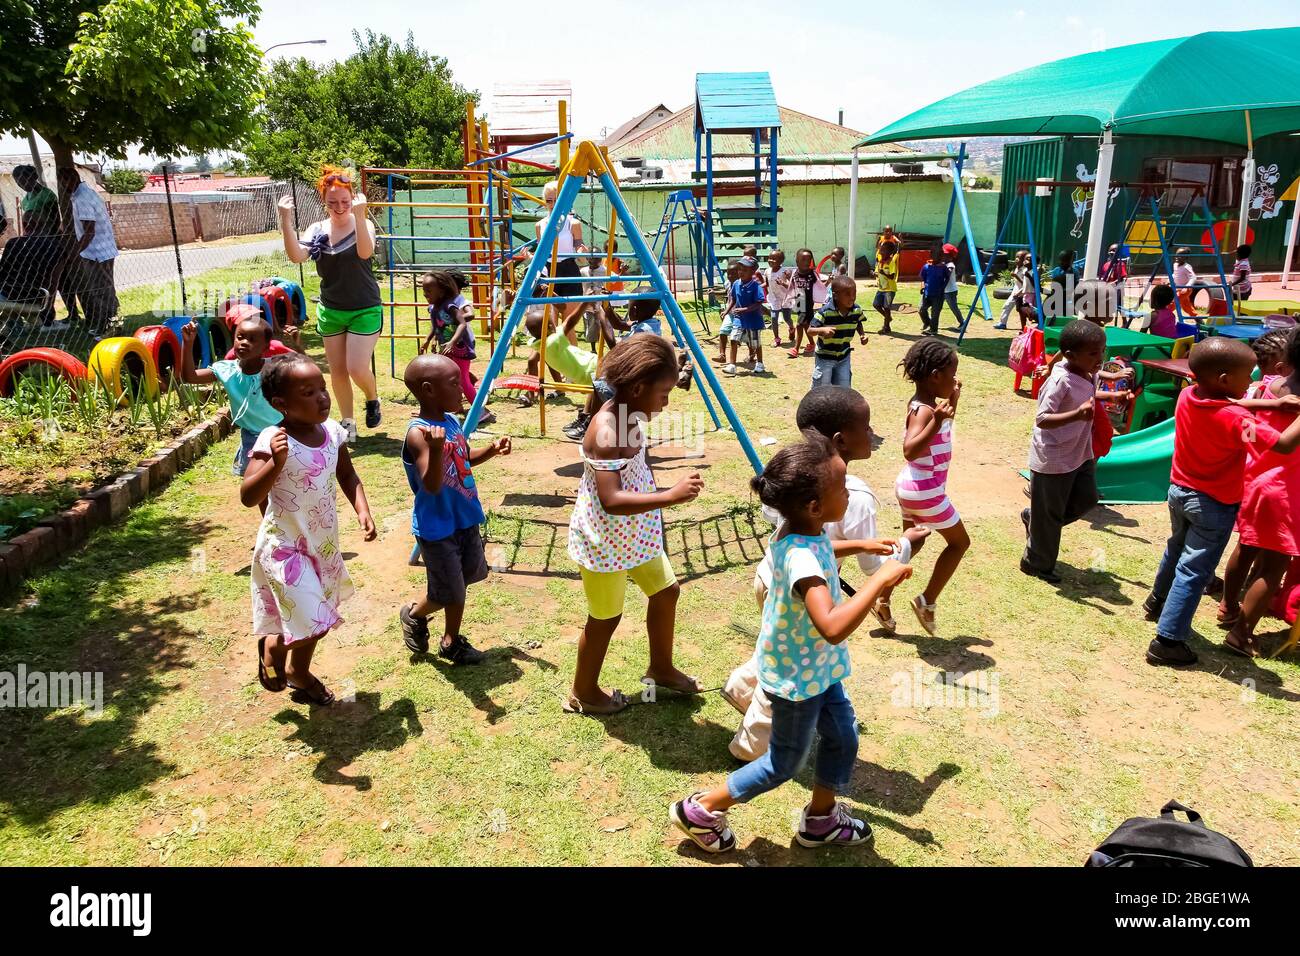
536,179,587,341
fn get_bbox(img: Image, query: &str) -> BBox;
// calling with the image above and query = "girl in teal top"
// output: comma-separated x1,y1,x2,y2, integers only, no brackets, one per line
670,435,913,853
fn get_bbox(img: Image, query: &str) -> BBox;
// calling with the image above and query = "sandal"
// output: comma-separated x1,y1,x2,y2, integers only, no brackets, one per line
1216,603,1240,630
286,675,336,706
870,600,897,635
642,673,703,696
257,637,285,692
562,689,629,715
911,594,938,637
1223,630,1259,659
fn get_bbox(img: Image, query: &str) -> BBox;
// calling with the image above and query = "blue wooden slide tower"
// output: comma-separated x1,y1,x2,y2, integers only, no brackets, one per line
693,73,781,285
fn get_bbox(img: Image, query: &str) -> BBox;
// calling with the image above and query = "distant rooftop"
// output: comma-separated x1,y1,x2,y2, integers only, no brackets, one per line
140,173,271,194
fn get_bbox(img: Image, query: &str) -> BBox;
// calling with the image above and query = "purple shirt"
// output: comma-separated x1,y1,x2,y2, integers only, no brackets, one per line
1029,363,1096,474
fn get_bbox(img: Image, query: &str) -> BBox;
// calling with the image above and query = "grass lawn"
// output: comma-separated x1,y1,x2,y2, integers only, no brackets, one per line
1,278,1298,867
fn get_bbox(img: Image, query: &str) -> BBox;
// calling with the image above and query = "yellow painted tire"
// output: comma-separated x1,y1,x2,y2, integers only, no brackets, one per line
88,336,160,400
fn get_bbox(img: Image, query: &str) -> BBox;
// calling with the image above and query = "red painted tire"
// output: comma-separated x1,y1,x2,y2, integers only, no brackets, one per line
258,285,293,330
0,347,88,398
133,325,182,389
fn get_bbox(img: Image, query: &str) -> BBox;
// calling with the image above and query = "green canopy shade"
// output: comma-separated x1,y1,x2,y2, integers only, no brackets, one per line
863,27,1300,147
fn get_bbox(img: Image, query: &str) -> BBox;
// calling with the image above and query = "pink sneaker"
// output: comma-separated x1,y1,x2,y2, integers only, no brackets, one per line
669,793,736,853
796,802,873,847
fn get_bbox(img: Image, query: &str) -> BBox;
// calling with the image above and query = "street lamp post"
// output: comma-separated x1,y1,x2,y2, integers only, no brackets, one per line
262,39,327,57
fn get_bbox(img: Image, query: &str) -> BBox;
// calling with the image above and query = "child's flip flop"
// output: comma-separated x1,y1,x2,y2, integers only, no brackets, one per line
642,674,703,696
562,689,629,715
257,636,286,692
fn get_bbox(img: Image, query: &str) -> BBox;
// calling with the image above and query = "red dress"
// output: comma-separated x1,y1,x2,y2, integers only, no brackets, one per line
1236,377,1300,555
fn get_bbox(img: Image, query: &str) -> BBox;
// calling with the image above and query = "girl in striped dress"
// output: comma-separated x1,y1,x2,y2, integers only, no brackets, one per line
894,338,970,636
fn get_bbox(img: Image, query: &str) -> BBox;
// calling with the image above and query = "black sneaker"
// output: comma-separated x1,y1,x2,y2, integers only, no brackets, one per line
1146,638,1198,667
562,413,590,441
1020,507,1031,538
364,399,382,429
400,604,430,654
439,634,486,666
1142,595,1163,622
1019,558,1061,584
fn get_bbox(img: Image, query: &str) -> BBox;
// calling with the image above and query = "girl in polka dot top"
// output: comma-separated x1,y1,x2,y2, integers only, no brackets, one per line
565,334,704,716
669,435,912,853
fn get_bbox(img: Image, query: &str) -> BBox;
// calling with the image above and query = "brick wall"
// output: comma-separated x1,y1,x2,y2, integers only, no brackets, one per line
106,199,198,250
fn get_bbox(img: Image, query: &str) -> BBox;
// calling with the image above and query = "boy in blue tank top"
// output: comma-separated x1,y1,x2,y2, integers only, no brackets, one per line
399,354,512,665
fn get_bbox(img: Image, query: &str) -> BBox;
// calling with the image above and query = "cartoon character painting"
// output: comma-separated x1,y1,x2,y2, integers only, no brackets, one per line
1070,163,1122,238
1250,163,1282,221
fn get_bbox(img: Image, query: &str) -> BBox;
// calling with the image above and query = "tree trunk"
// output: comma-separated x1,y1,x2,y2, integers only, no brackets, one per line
43,133,78,238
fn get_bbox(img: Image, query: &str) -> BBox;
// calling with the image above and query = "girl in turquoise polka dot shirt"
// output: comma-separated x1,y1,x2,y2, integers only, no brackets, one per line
670,435,913,852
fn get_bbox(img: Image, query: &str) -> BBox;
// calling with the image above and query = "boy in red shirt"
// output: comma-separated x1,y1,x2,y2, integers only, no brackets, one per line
1144,337,1300,666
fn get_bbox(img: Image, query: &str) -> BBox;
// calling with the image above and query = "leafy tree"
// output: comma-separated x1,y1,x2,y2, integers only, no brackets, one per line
245,30,477,181
103,166,146,193
973,175,996,190
0,0,264,180
192,153,212,173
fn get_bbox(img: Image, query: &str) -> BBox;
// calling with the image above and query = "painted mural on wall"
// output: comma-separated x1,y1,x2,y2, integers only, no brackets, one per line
1250,162,1282,221
1069,163,1121,238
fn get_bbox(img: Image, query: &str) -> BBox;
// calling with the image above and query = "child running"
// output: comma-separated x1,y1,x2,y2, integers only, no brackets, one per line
765,249,795,347
242,353,376,705
670,435,912,852
1218,329,1300,657
180,315,295,485
1021,320,1109,583
398,353,511,664
1144,337,1300,666
723,386,928,761
787,248,826,357
895,338,970,635
808,275,867,389
724,255,767,375
566,335,704,714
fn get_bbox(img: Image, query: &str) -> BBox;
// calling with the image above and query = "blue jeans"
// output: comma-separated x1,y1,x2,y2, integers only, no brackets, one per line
811,353,852,388
232,426,260,476
942,290,963,324
1149,484,1239,642
726,681,858,802
771,307,792,336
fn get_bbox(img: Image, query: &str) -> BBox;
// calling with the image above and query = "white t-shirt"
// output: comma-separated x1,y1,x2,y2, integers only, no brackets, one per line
70,183,118,262
539,212,577,255
765,265,795,310
755,474,911,590
944,261,959,294
1173,262,1197,287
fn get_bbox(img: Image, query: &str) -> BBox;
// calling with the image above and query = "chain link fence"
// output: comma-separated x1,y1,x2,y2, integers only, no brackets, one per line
0,171,326,361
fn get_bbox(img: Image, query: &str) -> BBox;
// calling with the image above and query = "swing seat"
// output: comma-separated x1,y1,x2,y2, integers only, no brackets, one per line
493,373,540,394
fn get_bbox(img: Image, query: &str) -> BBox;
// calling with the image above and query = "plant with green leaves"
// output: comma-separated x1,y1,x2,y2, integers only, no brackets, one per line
0,0,264,180
103,167,147,194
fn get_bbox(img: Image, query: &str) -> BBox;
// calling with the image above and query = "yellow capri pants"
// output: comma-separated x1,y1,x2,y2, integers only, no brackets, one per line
579,552,677,620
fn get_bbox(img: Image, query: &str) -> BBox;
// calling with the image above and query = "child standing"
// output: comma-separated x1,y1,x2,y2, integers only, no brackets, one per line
787,248,826,357
918,256,948,337
765,249,795,346
180,315,290,480
1229,244,1253,304
873,241,899,334
1021,320,1107,583
895,338,970,635
1144,337,1300,666
398,354,511,664
994,251,1032,330
939,242,964,330
669,436,912,852
808,275,868,389
724,255,768,375
1218,330,1300,657
566,335,704,714
715,260,741,364
241,354,376,705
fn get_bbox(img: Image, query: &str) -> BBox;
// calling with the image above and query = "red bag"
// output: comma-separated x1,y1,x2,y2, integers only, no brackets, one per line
1092,407,1114,458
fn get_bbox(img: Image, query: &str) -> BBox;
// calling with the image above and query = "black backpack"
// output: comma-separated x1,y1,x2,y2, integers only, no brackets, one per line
1085,800,1253,867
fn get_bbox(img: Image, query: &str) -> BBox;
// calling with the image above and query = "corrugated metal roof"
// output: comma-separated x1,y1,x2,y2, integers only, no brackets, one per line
609,105,898,162
489,81,572,142
695,73,780,131
602,104,673,150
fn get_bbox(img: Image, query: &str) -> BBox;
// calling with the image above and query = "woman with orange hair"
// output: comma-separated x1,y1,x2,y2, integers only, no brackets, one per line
277,165,382,442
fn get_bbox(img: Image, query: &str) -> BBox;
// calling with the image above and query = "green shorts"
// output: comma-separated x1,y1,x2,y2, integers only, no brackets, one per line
317,304,383,337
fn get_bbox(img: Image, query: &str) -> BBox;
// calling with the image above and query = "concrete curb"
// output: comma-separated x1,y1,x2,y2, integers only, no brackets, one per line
0,409,232,592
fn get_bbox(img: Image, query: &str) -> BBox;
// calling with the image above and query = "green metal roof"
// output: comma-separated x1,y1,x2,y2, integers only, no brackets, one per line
611,105,878,162
695,73,781,132
865,28,1300,147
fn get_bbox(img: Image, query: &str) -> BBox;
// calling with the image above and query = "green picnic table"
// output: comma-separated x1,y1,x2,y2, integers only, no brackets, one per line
1041,325,1176,360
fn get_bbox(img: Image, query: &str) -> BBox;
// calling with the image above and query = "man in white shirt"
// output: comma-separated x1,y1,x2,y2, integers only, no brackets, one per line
57,167,119,333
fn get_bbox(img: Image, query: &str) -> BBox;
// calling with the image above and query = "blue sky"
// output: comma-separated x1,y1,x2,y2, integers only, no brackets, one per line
4,1,1295,162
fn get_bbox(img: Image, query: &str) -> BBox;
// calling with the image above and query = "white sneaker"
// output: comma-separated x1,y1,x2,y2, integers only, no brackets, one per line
722,363,737,375
753,362,767,374
341,418,358,444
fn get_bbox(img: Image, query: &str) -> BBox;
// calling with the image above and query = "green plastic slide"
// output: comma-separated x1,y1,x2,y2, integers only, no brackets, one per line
1096,417,1174,504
